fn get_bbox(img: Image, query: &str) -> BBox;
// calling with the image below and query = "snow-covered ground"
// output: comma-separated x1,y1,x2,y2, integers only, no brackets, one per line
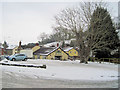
1,59,119,81
1,59,119,88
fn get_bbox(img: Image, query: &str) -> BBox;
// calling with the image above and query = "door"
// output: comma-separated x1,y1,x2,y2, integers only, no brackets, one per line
15,54,20,60
55,56,61,60
16,54,24,60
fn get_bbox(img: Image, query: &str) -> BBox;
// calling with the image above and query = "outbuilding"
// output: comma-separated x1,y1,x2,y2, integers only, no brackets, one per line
63,47,78,60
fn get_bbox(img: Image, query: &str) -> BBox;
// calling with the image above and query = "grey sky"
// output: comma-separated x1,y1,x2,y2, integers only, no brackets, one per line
0,1,119,45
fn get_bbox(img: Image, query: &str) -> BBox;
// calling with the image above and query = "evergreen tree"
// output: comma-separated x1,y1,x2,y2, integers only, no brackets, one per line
88,7,119,58
2,41,8,54
118,22,120,29
3,41,8,49
62,41,65,48
70,40,76,47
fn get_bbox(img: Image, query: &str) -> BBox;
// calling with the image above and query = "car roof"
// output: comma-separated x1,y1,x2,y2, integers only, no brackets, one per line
14,53,25,55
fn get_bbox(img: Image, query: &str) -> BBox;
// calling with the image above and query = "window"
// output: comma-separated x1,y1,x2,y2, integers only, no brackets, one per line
15,55,19,57
16,54,25,57
20,54,25,56
75,52,76,54
56,50,61,53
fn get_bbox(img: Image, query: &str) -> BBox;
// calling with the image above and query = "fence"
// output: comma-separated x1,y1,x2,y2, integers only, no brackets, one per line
89,57,120,64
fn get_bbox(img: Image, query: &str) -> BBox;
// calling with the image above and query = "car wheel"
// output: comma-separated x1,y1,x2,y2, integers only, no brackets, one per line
23,58,27,61
12,58,16,61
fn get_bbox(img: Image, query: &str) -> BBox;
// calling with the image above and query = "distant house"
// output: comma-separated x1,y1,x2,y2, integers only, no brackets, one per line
43,38,76,47
20,43,40,52
6,45,18,55
19,43,40,58
0,43,5,60
33,47,69,60
0,43,4,55
44,42,62,47
63,47,78,59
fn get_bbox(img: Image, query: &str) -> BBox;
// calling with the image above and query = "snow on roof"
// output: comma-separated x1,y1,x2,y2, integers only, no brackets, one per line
43,38,76,47
44,42,62,47
34,47,56,55
64,40,71,44
0,45,3,48
34,47,68,56
0,43,3,48
63,47,73,52
6,45,18,49
46,47,60,55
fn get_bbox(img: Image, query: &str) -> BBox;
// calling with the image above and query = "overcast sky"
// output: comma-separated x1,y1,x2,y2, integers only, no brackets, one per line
0,0,119,45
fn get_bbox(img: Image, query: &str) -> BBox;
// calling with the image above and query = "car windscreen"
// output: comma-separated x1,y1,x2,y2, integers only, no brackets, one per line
19,54,25,56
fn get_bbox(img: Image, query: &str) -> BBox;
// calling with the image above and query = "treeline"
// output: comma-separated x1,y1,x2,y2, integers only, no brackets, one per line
37,29,75,45
50,2,120,63
36,2,120,64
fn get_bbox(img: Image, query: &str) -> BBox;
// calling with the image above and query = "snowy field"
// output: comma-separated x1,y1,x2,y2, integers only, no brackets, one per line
0,59,119,88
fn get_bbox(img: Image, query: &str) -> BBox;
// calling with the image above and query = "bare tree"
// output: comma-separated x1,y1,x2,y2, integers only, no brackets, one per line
53,2,105,63
52,26,75,41
37,32,48,42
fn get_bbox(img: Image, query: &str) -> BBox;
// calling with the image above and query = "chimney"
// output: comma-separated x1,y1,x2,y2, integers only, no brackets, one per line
36,43,39,46
19,41,21,48
1,48,4,55
18,41,22,52
57,43,59,47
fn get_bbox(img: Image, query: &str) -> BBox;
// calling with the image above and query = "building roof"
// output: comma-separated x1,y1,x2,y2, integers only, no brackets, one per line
47,47,69,56
34,47,69,56
0,46,4,48
21,45,35,49
44,42,62,47
33,47,56,55
6,45,18,49
63,47,73,52
43,39,76,47
0,43,4,48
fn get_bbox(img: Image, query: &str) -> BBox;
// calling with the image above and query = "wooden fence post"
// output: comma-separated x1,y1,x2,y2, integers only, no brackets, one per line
103,58,104,63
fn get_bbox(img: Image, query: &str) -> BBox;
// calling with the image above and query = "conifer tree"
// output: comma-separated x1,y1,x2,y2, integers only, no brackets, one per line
88,7,119,58
62,41,65,48
3,41,8,49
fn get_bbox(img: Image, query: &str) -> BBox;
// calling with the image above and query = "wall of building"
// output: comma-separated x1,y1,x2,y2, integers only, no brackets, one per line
6,49,13,55
46,48,68,60
20,49,33,58
12,46,18,55
67,49,78,57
